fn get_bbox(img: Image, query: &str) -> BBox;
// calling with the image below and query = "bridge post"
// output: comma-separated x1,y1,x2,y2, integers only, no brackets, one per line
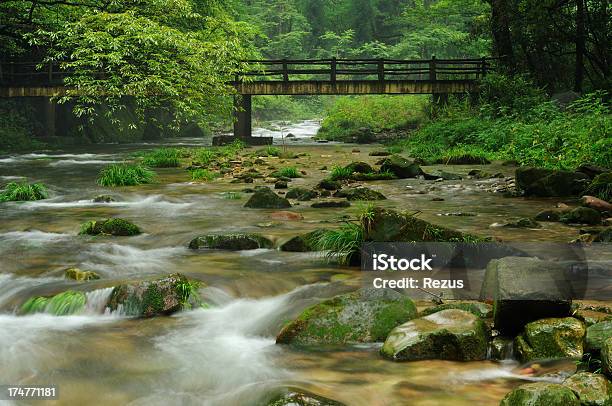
429,55,448,106
233,94,251,138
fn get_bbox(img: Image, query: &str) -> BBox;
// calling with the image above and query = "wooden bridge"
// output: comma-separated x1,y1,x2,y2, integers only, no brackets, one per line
0,57,493,143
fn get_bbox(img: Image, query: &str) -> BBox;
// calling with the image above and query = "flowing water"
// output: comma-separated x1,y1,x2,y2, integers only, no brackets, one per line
0,122,585,405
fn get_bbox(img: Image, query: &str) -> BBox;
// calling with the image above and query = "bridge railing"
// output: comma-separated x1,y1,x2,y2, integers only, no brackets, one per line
0,61,68,86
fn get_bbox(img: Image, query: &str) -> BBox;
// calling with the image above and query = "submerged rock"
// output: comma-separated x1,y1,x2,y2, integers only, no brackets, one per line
64,267,100,281
516,167,590,197
502,217,542,228
534,209,566,222
279,230,323,252
107,273,199,317
333,187,386,201
380,309,489,361
92,194,115,203
189,233,273,250
480,257,574,335
500,382,580,406
514,317,585,362
270,211,304,221
244,187,291,209
276,288,417,345
79,218,141,236
563,372,612,406
560,207,602,225
311,200,351,208
274,180,288,189
379,155,423,178
369,150,391,157
286,187,319,201
267,390,346,406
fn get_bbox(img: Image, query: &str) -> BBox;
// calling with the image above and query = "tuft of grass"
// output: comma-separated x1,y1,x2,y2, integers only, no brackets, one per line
351,171,397,181
21,291,86,316
275,166,301,178
221,192,242,199
141,148,181,168
0,182,48,202
263,146,281,157
190,168,219,181
329,165,354,180
195,149,217,166
97,164,155,187
20,296,49,314
175,279,207,310
310,222,364,265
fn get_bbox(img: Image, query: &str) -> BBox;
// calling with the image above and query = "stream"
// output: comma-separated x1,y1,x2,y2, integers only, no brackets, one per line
0,121,583,405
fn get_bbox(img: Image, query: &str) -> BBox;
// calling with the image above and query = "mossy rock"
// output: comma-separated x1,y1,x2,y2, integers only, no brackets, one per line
380,309,489,361
311,200,351,208
267,390,346,406
514,317,585,362
244,187,291,209
420,301,492,319
20,291,87,316
436,154,490,165
379,154,423,178
276,288,417,345
317,179,342,191
534,209,565,222
500,382,580,406
586,321,612,352
79,218,141,236
92,194,115,203
563,372,612,406
344,161,373,174
490,336,514,360
603,337,612,378
107,273,200,317
188,233,273,250
573,309,612,327
516,167,590,197
64,267,101,281
333,187,386,201
560,207,602,225
279,230,323,252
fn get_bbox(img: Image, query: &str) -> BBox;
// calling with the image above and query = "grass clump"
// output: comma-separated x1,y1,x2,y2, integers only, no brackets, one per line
190,168,219,181
21,291,86,316
141,148,181,168
221,192,242,199
329,165,354,180
257,146,281,157
351,171,397,181
310,223,363,265
0,182,48,202
274,166,301,178
97,164,155,186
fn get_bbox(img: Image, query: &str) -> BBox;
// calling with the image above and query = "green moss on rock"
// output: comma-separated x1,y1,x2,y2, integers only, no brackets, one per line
79,218,141,236
587,321,612,352
500,382,580,406
244,187,291,209
276,288,417,345
602,337,612,378
267,390,346,406
188,233,273,250
563,372,612,406
420,301,492,319
65,267,100,281
514,317,585,362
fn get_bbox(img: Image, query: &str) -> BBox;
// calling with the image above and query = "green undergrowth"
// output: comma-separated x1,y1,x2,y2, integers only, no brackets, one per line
273,166,301,178
329,165,354,181
140,147,182,167
97,164,155,186
0,182,48,202
190,168,219,181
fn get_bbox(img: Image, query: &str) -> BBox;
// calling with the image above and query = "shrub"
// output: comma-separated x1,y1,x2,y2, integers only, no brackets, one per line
190,168,219,181
97,164,155,186
141,148,181,167
0,182,48,202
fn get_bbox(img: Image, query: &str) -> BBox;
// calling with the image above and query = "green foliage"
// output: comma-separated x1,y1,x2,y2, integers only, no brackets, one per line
0,182,48,202
221,192,242,199
274,166,301,178
79,220,99,235
141,148,182,168
0,100,45,153
20,297,49,314
190,168,219,181
310,222,363,265
478,74,547,117
317,96,427,141
175,279,206,310
256,146,282,157
79,218,141,236
21,291,87,316
329,165,353,180
97,164,155,186
351,171,397,181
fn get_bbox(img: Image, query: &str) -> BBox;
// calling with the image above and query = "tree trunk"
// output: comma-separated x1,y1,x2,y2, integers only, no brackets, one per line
574,0,585,92
489,0,515,72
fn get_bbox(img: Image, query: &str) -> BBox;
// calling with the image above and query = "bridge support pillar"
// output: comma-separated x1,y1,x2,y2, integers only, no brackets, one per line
213,94,272,146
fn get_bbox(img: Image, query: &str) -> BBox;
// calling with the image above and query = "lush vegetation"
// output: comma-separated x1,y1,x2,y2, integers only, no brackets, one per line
190,169,219,181
21,291,87,316
141,148,182,168
0,182,48,202
97,164,156,187
274,167,301,178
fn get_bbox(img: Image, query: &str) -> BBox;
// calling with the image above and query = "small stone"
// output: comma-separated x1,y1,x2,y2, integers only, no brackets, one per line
64,268,100,281
92,194,115,203
274,180,288,189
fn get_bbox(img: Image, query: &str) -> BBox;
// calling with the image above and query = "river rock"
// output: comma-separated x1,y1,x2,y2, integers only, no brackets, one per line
500,382,580,406
577,164,609,179
92,194,115,203
594,228,612,242
189,233,273,250
274,180,288,189
286,187,319,201
502,217,542,228
276,288,417,345
603,337,612,378
515,167,590,197
270,211,304,221
333,187,386,201
586,321,612,352
64,267,100,281
420,301,492,318
480,257,574,335
79,218,141,236
534,209,566,222
244,187,291,209
317,179,342,190
379,155,424,178
279,230,322,252
490,336,514,360
563,372,612,406
436,154,490,165
364,207,481,242
311,200,350,208
514,317,585,362
582,195,612,213
267,390,345,406
561,207,602,225
107,273,199,317
380,309,489,361
344,161,374,174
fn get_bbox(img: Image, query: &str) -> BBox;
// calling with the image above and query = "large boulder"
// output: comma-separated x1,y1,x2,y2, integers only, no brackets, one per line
107,273,199,317
514,317,585,362
276,288,417,345
334,187,386,201
563,372,612,406
603,337,612,378
480,257,574,335
267,390,346,406
515,167,590,197
380,309,489,361
244,187,291,209
581,195,612,213
500,383,580,406
79,218,141,236
189,233,273,250
379,155,424,178
586,321,612,352
344,161,374,174
286,187,319,201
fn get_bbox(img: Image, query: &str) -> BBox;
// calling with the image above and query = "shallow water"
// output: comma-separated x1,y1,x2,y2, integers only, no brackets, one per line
0,122,592,405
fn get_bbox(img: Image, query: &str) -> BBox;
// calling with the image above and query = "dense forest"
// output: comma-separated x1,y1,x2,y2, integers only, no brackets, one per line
0,0,610,168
